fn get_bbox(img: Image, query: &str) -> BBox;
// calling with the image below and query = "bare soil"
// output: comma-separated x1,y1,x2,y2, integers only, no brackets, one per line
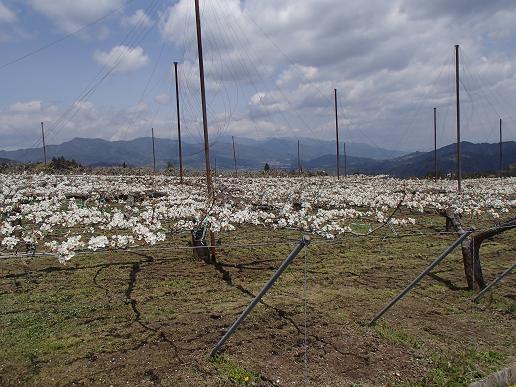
0,215,514,386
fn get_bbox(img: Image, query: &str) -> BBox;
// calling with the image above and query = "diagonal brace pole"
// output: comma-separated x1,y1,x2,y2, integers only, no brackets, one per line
473,262,515,302
210,235,311,357
369,230,472,325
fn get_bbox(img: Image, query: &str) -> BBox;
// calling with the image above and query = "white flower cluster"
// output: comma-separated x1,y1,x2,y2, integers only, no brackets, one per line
0,173,514,262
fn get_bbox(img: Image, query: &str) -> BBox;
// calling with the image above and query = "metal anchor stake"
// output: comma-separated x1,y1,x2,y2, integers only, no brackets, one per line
210,235,311,357
473,262,515,302
369,230,472,325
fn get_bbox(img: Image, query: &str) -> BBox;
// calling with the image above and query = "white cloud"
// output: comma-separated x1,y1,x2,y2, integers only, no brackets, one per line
159,0,516,149
127,102,148,114
9,101,43,113
154,93,170,105
27,0,124,33
3,0,516,150
0,1,16,23
0,100,176,149
159,0,274,84
122,9,153,28
277,65,318,87
93,45,149,73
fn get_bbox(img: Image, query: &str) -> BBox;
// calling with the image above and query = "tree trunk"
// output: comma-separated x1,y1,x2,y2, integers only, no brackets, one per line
440,208,515,290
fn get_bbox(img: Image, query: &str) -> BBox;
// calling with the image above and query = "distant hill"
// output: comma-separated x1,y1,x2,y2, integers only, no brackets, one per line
304,141,516,177
0,137,513,177
0,136,404,169
0,157,16,165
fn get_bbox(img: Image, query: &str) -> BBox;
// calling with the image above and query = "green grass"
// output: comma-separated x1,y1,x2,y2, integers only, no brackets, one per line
418,349,507,386
210,355,260,385
374,321,422,348
0,213,514,386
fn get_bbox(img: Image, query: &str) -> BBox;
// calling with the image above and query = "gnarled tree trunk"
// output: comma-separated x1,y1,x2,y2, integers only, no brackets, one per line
441,208,515,290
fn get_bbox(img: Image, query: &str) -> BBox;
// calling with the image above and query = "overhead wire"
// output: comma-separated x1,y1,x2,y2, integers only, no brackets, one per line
29,0,162,149
0,0,139,71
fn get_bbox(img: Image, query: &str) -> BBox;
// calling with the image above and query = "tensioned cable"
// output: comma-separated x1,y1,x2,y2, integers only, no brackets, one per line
29,0,161,149
0,0,139,71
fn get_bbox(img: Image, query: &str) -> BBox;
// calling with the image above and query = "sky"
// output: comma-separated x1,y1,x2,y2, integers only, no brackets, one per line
1,0,516,152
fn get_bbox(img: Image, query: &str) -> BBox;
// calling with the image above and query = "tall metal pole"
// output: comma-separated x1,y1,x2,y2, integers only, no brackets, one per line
297,139,301,173
194,0,214,199
195,0,216,260
455,45,462,192
174,61,184,184
151,128,156,172
434,107,437,181
232,135,237,177
334,88,340,180
499,118,503,177
343,142,347,177
41,122,47,164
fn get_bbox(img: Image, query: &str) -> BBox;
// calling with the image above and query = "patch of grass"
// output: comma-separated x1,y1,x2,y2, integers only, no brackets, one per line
210,355,259,385
420,349,506,386
374,321,421,348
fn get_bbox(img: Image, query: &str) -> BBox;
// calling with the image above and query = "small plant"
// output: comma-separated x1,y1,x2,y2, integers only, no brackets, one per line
210,355,258,385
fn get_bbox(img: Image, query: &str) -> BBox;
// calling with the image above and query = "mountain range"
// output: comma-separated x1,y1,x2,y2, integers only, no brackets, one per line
0,136,514,177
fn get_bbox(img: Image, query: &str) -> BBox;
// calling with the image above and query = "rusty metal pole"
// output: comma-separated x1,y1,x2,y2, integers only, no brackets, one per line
499,118,503,177
151,128,156,172
297,139,301,173
455,45,462,192
334,89,340,180
195,0,216,260
343,142,347,177
41,122,47,164
232,136,237,177
174,61,183,184
434,107,437,181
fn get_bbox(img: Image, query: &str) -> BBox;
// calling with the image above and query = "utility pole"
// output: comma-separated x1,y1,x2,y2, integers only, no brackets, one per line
334,88,340,179
455,45,462,192
195,0,216,261
232,136,237,176
297,139,302,173
174,61,183,184
434,107,437,181
195,0,214,199
151,128,156,172
41,122,47,164
499,118,503,177
343,142,347,177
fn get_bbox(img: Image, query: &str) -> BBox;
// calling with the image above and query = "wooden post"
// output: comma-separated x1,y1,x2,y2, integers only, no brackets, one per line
194,0,216,260
434,107,437,181
41,122,47,164
174,61,183,184
334,88,340,179
232,135,237,176
455,45,462,192
151,128,156,172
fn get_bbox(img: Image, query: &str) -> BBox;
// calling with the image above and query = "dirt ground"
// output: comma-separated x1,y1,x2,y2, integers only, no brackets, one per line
0,213,515,386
